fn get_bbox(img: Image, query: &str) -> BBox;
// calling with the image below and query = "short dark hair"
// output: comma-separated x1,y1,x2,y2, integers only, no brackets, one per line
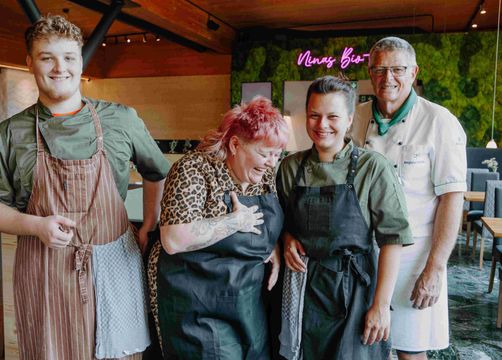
25,15,84,54
305,76,357,115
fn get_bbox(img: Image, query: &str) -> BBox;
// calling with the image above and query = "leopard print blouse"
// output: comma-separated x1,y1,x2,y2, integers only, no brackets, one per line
159,150,277,226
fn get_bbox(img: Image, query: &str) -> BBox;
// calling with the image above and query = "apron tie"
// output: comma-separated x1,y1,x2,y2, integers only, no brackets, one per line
74,244,92,304
344,253,371,287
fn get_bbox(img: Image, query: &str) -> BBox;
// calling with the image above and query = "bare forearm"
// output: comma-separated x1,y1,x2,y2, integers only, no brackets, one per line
425,192,463,271
372,244,402,307
0,203,41,236
141,178,165,231
161,212,244,254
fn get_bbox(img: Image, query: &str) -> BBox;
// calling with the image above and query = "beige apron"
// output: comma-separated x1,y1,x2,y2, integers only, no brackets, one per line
13,101,145,360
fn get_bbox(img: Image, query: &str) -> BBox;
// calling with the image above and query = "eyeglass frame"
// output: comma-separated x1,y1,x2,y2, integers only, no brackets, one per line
369,66,411,77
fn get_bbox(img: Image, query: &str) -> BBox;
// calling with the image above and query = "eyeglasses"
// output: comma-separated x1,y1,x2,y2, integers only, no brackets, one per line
370,66,409,77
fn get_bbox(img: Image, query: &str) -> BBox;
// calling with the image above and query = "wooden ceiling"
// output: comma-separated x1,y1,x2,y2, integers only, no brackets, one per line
0,0,500,77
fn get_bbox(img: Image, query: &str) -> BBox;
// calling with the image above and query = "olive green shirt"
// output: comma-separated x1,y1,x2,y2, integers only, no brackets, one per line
277,140,413,247
0,98,170,211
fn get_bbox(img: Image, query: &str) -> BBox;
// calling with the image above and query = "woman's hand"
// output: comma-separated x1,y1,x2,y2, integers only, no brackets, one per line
230,192,264,234
264,243,280,290
283,231,307,272
362,303,390,345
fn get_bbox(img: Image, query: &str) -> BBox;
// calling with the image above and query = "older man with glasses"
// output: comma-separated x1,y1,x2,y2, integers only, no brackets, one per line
351,37,467,360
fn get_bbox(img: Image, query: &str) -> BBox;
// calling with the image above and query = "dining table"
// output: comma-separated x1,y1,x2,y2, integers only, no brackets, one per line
481,217,502,238
464,191,485,203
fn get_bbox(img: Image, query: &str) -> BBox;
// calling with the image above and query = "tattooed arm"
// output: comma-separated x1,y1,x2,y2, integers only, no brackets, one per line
160,192,263,254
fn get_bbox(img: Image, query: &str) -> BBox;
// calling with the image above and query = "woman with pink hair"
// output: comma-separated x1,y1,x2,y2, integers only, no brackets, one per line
148,97,288,359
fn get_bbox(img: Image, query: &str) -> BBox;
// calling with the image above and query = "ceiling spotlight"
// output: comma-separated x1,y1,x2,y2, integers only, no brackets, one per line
101,41,106,47
480,8,487,14
156,35,160,42
126,36,131,43
207,16,220,31
472,23,478,28
142,33,147,43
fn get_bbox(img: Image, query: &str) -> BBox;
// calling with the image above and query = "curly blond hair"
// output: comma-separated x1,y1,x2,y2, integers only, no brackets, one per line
25,15,84,54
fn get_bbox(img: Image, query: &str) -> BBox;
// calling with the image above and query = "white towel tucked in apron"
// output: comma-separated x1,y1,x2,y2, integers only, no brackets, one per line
92,229,151,359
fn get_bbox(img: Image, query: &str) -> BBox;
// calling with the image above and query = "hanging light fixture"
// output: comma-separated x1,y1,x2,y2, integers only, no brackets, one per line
487,0,501,148
480,1,487,15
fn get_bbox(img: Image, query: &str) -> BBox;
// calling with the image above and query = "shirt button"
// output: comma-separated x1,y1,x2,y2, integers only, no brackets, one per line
394,164,398,168
402,120,406,123
371,120,375,124
398,141,403,145
365,141,370,145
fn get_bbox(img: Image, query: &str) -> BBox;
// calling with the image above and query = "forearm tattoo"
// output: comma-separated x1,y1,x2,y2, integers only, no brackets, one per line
186,212,243,251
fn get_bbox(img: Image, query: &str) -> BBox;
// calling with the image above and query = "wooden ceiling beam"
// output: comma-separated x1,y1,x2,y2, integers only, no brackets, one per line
133,0,235,54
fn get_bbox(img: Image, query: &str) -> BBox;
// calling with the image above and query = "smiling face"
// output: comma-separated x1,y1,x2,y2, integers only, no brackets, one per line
369,50,418,114
306,92,353,161
27,36,83,110
227,136,283,187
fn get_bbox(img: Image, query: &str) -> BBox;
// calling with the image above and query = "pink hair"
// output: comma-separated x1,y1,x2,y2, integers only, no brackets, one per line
197,96,289,160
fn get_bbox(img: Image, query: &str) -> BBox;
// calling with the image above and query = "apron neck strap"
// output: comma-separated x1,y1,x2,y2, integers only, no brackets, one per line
346,147,359,185
83,98,104,152
35,106,44,154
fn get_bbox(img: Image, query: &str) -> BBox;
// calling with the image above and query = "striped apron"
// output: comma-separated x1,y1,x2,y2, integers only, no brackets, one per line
13,101,147,360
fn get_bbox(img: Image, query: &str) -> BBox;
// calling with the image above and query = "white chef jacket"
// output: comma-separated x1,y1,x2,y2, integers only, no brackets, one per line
352,96,467,238
352,96,467,351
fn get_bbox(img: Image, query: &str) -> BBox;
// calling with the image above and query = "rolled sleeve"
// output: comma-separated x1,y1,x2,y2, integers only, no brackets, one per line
369,158,413,248
159,156,207,226
432,114,467,196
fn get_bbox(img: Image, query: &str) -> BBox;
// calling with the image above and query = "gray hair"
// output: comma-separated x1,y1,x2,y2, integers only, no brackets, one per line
369,37,417,66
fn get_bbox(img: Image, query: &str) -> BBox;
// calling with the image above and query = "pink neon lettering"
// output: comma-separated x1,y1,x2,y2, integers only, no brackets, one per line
340,47,370,69
297,47,369,69
297,50,337,69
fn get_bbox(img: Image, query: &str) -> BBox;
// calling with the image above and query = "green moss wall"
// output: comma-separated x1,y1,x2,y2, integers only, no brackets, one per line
231,32,501,147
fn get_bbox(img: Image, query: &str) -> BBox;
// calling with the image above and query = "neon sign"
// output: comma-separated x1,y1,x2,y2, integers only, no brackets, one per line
297,47,370,69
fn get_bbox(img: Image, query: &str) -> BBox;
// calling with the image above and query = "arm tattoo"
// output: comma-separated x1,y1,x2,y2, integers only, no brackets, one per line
185,212,242,251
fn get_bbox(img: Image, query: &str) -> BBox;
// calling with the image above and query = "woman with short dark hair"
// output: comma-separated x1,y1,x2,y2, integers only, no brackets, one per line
278,76,413,359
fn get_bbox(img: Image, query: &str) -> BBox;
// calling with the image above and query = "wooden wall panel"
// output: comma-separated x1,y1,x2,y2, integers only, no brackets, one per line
81,74,230,139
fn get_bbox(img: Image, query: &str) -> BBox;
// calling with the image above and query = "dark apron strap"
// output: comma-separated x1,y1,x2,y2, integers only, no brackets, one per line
346,146,359,185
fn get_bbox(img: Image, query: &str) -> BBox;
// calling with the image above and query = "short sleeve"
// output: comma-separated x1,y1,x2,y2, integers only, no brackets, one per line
0,121,15,207
125,107,170,182
367,155,413,247
432,113,467,196
159,155,207,226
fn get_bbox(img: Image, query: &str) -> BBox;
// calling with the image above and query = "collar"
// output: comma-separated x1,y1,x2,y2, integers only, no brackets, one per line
372,88,417,136
310,139,353,162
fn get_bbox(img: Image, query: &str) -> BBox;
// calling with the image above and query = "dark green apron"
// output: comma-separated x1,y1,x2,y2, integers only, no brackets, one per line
156,190,284,359
284,147,391,360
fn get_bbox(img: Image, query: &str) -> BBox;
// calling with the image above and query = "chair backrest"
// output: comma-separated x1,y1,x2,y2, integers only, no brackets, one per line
482,180,502,238
496,187,502,218
494,187,502,246
470,172,500,211
464,168,490,210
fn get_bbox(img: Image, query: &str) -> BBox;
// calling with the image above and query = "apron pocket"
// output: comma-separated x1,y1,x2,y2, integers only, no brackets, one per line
92,229,151,359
